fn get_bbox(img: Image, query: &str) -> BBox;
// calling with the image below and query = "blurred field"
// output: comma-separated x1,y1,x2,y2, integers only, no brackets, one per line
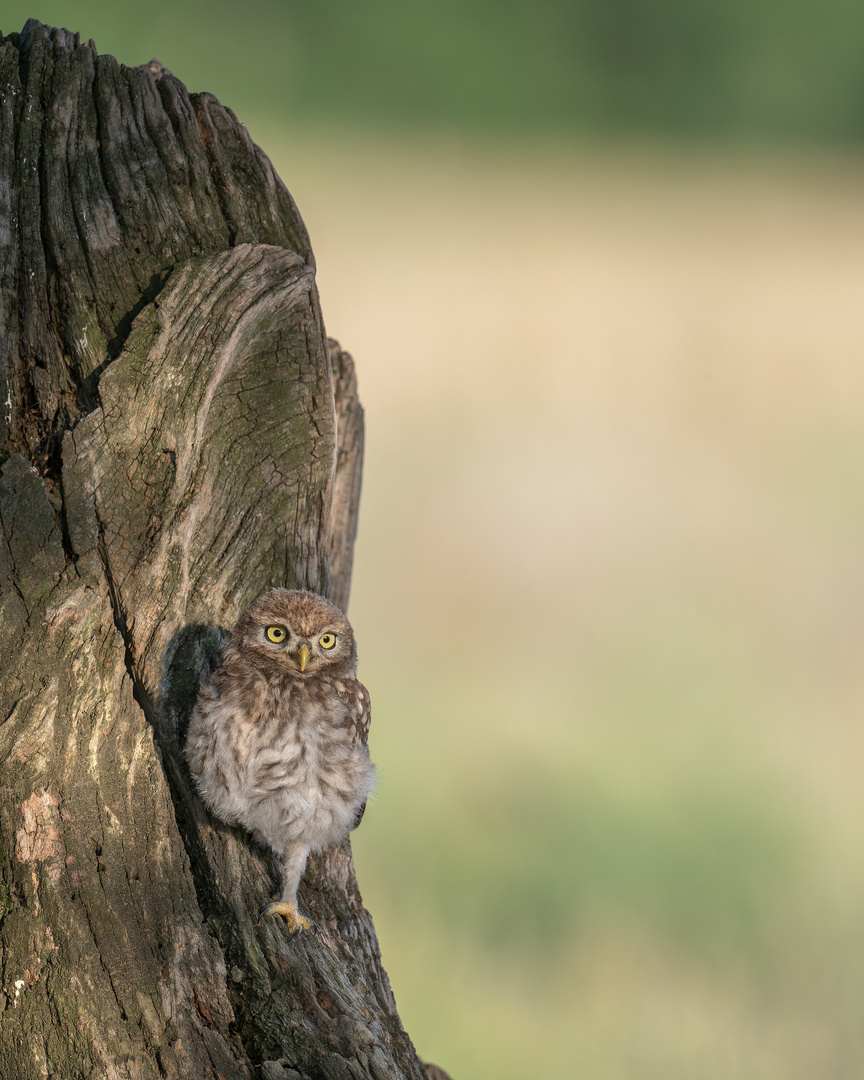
9,2,864,141
259,133,864,1079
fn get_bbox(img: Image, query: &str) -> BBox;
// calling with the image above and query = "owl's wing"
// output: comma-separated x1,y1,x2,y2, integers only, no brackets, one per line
334,677,371,830
336,677,371,745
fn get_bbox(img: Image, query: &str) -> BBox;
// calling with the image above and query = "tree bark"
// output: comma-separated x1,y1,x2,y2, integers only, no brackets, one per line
0,20,432,1080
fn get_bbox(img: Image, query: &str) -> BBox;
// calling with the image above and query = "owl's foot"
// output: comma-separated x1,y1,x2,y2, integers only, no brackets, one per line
258,901,314,939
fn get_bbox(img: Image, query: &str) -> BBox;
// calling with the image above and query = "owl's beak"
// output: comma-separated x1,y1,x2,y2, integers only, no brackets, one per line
296,644,311,672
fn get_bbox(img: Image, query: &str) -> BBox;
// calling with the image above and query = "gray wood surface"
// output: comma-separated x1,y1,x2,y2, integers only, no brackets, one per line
0,19,432,1080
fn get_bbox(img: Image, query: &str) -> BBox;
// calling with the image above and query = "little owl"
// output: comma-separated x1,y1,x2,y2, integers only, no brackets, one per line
184,589,374,937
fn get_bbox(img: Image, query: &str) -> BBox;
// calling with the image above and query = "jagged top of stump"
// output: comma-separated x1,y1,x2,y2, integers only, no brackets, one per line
0,18,314,469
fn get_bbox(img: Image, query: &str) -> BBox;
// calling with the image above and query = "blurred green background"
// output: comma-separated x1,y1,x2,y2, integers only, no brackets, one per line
6,4,864,1078
7,0,864,140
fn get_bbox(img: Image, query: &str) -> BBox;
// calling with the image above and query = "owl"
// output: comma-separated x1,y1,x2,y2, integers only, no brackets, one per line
184,589,374,938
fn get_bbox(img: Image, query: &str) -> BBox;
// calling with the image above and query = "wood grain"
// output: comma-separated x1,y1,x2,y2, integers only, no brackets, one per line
0,19,430,1080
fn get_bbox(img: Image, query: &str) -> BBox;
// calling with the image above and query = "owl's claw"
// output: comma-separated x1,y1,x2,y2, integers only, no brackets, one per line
258,901,314,938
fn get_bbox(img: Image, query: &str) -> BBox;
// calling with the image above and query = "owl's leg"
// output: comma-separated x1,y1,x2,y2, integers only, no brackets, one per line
259,846,313,938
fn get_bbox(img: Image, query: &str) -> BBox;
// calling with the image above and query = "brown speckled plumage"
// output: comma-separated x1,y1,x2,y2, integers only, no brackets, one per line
184,589,374,935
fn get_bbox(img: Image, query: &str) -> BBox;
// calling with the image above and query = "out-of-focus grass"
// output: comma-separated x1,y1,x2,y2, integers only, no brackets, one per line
367,676,800,974
9,2,864,141
258,135,864,1079
356,649,864,1078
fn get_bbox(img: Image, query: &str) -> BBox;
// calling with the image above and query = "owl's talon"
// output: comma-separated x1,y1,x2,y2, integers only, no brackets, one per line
258,901,314,937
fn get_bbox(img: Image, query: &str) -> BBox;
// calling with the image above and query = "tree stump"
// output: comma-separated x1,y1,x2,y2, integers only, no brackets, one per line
0,19,432,1080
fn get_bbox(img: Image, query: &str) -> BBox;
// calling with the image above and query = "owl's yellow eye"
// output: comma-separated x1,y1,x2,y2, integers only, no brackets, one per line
319,633,336,650
266,626,288,643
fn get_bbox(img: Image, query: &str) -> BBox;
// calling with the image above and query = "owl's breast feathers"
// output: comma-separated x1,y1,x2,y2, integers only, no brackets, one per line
198,664,371,744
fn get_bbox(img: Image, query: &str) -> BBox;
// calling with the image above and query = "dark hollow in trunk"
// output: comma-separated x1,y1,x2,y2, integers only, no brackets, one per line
0,19,436,1080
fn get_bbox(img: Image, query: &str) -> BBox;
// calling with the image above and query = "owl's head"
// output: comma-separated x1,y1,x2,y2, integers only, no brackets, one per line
227,588,357,678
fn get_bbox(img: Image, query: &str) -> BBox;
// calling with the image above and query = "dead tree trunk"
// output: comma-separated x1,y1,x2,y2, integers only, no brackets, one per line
0,20,431,1080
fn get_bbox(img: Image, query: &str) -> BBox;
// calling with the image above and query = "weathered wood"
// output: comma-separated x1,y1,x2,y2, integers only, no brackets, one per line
329,340,365,615
0,19,434,1080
